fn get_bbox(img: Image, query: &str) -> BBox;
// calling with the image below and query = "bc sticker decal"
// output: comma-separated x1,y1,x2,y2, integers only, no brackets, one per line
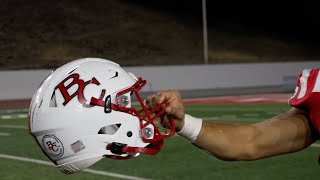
42,135,64,158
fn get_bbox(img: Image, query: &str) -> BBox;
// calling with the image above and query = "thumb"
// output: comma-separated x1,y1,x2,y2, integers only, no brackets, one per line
165,106,174,115
165,106,184,120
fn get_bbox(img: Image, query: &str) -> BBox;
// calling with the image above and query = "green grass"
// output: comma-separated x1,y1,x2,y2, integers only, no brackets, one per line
0,104,319,180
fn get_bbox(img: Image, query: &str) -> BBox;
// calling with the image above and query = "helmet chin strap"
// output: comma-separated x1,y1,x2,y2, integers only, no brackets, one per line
104,140,164,160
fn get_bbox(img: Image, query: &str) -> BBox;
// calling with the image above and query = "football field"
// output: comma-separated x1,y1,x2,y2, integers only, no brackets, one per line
0,103,319,180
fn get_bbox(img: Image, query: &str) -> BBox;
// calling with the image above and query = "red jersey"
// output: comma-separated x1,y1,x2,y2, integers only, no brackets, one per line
289,68,320,133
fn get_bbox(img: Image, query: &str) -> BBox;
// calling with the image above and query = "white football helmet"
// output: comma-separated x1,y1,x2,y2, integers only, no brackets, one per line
28,58,175,174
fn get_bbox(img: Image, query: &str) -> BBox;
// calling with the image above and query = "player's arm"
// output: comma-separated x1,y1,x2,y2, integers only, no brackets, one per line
194,107,319,161
145,90,319,161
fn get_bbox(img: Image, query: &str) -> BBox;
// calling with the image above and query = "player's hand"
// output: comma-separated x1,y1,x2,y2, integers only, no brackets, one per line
145,90,185,131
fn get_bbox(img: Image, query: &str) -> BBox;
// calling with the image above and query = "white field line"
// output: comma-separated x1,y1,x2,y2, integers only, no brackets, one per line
0,115,14,119
0,109,28,113
17,114,28,118
242,113,260,117
0,114,28,120
0,125,28,129
310,144,320,148
0,154,151,180
0,132,11,136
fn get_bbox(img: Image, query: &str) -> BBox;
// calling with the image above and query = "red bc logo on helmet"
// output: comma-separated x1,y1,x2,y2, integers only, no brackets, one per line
55,73,106,107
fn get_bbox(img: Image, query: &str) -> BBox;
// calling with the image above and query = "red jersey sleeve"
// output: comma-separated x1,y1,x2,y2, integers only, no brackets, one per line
289,68,320,133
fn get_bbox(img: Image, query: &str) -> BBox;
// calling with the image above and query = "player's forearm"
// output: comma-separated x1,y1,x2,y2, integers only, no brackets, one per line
194,121,258,161
177,114,259,161
190,109,318,161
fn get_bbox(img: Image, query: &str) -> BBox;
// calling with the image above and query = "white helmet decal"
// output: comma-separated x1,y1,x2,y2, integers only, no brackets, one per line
42,135,64,158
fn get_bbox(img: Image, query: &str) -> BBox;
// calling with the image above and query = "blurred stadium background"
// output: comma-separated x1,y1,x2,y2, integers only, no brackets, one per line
0,0,319,179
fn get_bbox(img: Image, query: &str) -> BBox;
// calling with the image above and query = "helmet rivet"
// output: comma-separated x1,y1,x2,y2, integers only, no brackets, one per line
119,95,129,107
144,128,153,138
127,131,133,137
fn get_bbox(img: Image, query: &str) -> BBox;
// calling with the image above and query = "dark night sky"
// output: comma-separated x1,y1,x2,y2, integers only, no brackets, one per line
130,1,320,43
1,0,319,69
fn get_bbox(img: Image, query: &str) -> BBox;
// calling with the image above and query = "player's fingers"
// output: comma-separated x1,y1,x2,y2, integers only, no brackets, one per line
143,99,149,109
144,93,160,109
145,91,169,109
165,106,174,115
165,106,184,120
161,114,171,129
145,90,182,113
144,98,150,108
152,92,163,108
158,90,180,103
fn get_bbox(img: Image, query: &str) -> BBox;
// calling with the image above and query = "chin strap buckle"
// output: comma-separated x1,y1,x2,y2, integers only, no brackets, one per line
108,142,127,155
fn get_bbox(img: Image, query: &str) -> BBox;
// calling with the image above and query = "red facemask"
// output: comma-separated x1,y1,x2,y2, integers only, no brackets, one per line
90,77,175,159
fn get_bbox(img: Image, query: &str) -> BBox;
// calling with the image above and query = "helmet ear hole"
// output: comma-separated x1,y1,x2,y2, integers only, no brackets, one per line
98,124,121,135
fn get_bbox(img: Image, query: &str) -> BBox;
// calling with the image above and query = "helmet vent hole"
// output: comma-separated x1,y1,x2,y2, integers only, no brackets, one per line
67,67,78,74
49,92,57,107
98,124,121,135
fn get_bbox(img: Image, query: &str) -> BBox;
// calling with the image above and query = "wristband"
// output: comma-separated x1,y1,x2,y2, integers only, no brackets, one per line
177,114,203,143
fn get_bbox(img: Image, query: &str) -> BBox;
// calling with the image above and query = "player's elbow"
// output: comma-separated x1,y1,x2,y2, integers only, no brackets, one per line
234,126,266,160
210,143,261,161
223,144,261,161
226,134,263,160
236,143,262,160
